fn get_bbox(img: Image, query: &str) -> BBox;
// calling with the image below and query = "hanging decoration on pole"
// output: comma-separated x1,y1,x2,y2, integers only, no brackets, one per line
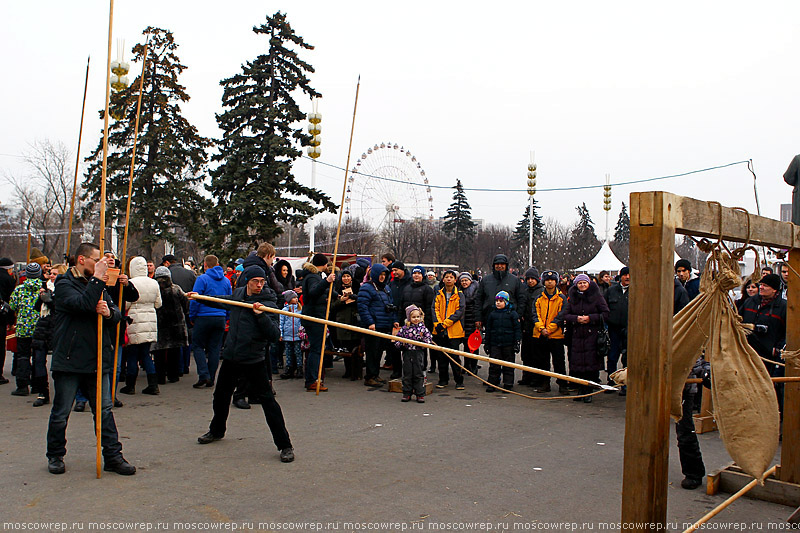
66,57,91,260
307,98,321,253
603,174,612,242
527,154,536,267
112,41,149,405
109,40,129,120
316,77,360,395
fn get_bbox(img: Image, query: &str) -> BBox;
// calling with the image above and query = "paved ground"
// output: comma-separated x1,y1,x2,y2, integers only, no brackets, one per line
0,353,792,533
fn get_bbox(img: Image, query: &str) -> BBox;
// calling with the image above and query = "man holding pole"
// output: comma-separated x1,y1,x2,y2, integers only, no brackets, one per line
45,242,135,475
190,265,294,463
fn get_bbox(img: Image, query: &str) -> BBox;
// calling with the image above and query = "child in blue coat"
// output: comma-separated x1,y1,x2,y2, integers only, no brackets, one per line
484,291,521,392
279,291,303,379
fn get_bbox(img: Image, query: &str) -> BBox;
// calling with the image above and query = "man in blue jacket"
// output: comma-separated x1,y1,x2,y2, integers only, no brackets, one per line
45,242,135,475
189,255,231,388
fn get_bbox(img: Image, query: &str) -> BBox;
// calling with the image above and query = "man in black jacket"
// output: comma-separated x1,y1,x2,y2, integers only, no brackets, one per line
474,254,526,329
192,265,294,463
0,257,16,385
519,267,543,387
301,254,336,391
45,243,135,476
604,266,630,383
387,261,411,378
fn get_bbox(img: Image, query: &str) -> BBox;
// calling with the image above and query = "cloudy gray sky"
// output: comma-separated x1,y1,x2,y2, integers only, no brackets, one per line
3,1,799,236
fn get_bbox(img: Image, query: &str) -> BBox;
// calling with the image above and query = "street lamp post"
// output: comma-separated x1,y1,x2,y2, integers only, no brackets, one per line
527,155,537,267
307,98,322,253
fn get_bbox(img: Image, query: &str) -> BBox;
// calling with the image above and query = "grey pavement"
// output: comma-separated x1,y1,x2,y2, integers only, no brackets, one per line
0,352,792,532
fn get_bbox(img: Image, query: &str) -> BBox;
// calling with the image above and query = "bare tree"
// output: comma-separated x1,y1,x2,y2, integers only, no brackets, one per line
4,139,84,259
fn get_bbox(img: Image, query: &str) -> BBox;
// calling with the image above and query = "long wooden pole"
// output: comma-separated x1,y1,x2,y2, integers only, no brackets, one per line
112,43,149,402
682,465,778,533
66,56,90,260
96,0,115,479
316,76,361,395
190,293,611,390
25,232,31,264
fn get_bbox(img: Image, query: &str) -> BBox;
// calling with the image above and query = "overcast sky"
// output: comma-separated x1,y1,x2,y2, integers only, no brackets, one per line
2,1,799,237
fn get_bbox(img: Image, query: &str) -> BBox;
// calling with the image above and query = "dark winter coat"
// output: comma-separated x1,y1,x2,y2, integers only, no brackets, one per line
563,281,609,373
301,262,332,319
739,294,786,361
604,282,629,329
475,266,527,323
679,275,701,301
484,307,521,348
237,253,283,296
50,268,122,374
168,263,197,294
674,278,690,315
783,153,800,225
521,282,544,334
202,286,280,364
107,278,139,344
0,269,15,302
357,264,395,330
32,287,55,352
331,274,359,341
459,281,480,335
154,277,189,350
399,280,435,332
388,270,412,324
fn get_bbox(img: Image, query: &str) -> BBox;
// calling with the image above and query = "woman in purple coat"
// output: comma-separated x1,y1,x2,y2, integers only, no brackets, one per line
563,274,609,403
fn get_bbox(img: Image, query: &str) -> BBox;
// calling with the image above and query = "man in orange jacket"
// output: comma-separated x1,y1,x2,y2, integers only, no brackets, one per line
531,270,571,394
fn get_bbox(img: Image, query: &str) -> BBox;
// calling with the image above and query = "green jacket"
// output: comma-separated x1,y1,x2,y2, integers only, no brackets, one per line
10,277,42,338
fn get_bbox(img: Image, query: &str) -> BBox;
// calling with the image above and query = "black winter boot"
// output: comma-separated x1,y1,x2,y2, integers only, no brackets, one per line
32,376,50,406
141,374,160,395
119,376,136,395
279,366,296,380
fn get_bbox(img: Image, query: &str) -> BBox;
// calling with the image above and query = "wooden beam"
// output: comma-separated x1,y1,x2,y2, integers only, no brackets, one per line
782,251,800,483
621,192,676,530
659,192,800,248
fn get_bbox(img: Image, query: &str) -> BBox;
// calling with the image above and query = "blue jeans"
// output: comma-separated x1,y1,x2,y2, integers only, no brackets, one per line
284,341,302,369
606,326,627,377
46,371,123,460
192,316,226,382
124,342,155,376
302,320,325,386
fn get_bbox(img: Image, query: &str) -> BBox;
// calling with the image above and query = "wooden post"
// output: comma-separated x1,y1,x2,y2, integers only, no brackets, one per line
782,250,800,483
66,56,90,260
621,192,676,530
26,232,31,264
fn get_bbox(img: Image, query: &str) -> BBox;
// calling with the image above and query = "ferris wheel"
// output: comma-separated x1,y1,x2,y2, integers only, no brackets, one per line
345,142,435,228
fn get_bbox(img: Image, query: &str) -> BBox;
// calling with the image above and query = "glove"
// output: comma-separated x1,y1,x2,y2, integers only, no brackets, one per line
442,319,453,328
434,323,445,336
514,341,520,353
755,324,769,334
701,370,711,389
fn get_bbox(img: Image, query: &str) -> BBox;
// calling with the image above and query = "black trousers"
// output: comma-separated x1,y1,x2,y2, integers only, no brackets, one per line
14,337,33,388
676,388,705,480
488,344,515,387
535,337,568,387
209,359,292,451
436,337,463,385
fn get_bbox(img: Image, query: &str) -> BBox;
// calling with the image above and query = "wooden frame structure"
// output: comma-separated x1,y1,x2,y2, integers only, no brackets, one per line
621,191,800,529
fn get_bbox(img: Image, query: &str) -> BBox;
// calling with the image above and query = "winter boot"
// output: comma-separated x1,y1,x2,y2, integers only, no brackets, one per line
352,349,363,381
32,376,50,406
141,373,160,395
279,365,296,380
119,376,136,395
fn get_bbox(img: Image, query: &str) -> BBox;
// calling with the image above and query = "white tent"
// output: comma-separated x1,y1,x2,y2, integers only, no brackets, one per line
575,241,626,274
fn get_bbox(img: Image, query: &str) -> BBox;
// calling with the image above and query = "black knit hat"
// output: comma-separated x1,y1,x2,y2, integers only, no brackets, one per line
675,258,692,272
311,253,329,267
524,267,540,281
619,266,630,276
243,265,266,282
493,254,509,266
0,257,13,268
760,273,782,291
391,261,405,271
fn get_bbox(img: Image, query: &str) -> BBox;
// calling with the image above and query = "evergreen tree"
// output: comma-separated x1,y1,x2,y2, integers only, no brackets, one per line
83,27,211,259
208,12,335,256
512,199,545,266
441,179,476,266
614,202,630,243
568,203,601,268
611,202,631,264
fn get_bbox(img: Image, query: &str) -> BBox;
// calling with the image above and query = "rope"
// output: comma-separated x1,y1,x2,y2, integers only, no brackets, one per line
437,349,607,401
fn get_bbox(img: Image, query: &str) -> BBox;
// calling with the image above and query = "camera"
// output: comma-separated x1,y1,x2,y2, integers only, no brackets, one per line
385,304,398,314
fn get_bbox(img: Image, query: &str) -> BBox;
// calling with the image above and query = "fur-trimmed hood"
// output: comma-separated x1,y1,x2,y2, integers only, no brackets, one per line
302,262,319,275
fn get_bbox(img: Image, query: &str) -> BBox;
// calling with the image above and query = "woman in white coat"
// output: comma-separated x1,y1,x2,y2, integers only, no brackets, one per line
119,256,162,395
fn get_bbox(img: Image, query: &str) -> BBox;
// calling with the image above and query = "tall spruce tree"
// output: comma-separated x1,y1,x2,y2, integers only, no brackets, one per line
208,12,335,256
614,202,630,243
568,202,601,268
83,27,211,258
441,179,476,266
611,201,631,264
512,199,545,265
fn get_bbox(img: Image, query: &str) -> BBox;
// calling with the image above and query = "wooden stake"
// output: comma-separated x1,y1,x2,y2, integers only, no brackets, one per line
66,56,90,260
112,43,149,402
190,293,604,389
25,232,31,264
683,465,778,533
316,76,360,395
96,0,114,479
